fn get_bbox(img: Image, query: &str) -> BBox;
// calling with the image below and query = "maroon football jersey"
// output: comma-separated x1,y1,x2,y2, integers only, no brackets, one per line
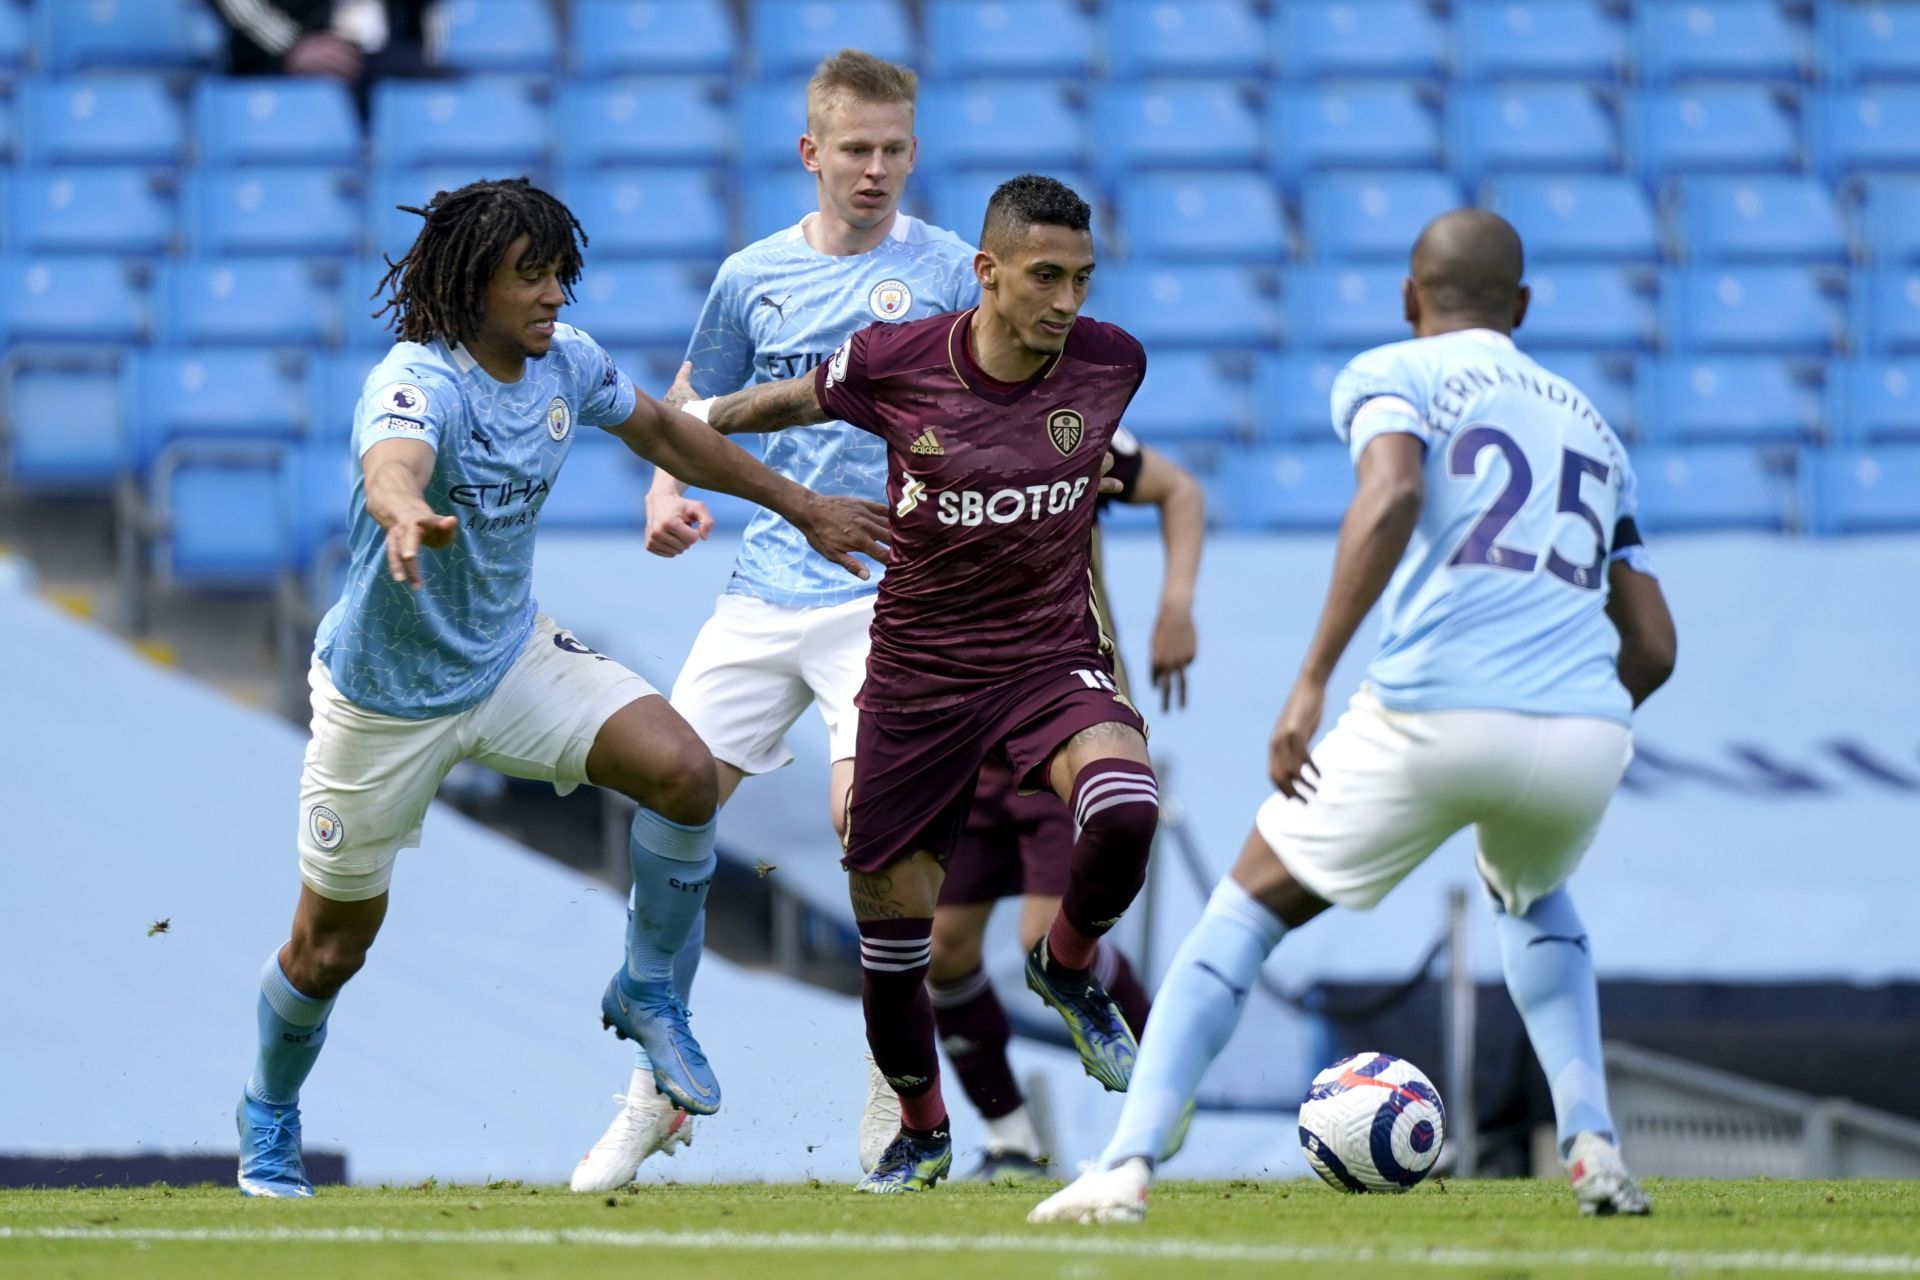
814,308,1147,711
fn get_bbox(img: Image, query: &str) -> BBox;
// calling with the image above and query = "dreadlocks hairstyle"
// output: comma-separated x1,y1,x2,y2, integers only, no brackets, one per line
374,178,588,346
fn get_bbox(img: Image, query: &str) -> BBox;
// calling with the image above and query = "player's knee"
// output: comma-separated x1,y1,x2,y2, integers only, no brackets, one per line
642,751,719,827
286,932,371,998
928,922,983,982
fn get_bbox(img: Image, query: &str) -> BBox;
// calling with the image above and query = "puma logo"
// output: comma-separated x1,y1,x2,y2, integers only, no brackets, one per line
758,293,792,320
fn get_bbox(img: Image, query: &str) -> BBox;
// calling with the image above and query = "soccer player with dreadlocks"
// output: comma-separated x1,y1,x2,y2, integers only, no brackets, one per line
233,178,888,1197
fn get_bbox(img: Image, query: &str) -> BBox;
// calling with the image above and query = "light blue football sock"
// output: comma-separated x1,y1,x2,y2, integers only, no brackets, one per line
1101,878,1287,1168
246,951,334,1108
632,908,705,1075
1492,886,1615,1157
625,807,716,990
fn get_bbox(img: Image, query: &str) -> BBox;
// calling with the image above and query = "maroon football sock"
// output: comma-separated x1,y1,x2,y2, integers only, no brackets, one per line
858,917,947,1131
1094,941,1152,1036
1051,759,1160,973
929,967,1022,1121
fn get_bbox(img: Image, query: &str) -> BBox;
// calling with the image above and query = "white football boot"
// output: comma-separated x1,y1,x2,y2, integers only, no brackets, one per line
857,1051,903,1174
1027,1156,1151,1225
569,1068,694,1193
1564,1131,1652,1217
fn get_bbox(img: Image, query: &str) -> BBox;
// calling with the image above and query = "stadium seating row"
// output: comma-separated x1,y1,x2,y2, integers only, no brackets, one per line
15,0,1920,88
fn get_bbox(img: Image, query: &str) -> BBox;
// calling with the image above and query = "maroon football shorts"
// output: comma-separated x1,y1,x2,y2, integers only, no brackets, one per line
938,759,1076,906
843,661,1148,876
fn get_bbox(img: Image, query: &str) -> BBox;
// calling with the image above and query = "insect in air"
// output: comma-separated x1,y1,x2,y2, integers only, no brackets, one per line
147,918,171,937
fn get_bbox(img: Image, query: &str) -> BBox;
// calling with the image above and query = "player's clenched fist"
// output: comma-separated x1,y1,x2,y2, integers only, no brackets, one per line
1268,678,1325,801
644,489,713,558
794,494,890,581
386,511,459,589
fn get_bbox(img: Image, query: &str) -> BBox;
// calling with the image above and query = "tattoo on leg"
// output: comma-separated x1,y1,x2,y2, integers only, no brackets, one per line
850,870,904,921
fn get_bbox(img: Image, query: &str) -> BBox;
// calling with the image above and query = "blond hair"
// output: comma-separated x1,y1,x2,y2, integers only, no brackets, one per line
806,48,918,135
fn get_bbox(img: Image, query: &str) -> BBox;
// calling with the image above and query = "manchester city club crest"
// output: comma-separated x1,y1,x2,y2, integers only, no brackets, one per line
869,278,912,319
309,805,344,851
1046,408,1085,456
546,395,571,441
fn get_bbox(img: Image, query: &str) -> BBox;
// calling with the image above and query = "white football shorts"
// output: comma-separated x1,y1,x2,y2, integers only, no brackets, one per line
669,592,873,775
1255,688,1633,916
297,613,659,902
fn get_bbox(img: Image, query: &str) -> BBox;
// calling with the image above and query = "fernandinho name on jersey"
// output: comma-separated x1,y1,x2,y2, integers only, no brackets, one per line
685,212,980,609
315,325,637,719
1332,328,1640,725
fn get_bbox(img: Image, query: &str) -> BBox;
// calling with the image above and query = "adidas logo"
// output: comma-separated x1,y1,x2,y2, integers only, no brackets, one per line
910,429,944,456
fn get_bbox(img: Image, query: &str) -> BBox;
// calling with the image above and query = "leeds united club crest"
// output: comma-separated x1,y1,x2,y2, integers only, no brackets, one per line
1046,408,1085,456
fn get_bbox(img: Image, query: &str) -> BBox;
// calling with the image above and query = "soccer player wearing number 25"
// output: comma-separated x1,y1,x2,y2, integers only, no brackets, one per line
1033,210,1679,1225
684,176,1159,1193
233,179,887,1197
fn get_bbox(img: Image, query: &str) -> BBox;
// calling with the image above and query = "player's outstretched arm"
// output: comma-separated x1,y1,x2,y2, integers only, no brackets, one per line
1123,443,1206,712
363,438,458,590
696,372,835,436
1605,560,1677,707
1269,432,1425,799
607,393,888,580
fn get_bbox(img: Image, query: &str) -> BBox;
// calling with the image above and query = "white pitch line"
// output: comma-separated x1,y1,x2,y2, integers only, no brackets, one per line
4,1225,1920,1274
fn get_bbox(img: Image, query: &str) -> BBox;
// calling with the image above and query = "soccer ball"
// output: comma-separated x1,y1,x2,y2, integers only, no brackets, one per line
1297,1052,1446,1193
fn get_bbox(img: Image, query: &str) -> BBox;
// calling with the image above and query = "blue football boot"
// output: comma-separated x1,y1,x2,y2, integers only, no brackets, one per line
1024,939,1138,1092
856,1128,953,1194
601,968,721,1116
236,1093,314,1197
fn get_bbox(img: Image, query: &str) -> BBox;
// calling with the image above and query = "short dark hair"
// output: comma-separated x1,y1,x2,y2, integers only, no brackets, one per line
374,177,587,346
980,174,1092,253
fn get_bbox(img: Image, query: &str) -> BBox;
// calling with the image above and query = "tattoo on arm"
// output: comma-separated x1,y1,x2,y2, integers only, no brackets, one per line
708,375,832,435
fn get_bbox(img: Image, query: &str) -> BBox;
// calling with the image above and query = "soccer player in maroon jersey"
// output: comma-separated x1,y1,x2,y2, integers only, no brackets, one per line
681,175,1158,1191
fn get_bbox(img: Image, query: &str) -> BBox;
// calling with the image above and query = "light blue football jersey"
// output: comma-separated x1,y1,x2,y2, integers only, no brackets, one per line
685,212,979,608
1332,328,1640,724
316,325,637,719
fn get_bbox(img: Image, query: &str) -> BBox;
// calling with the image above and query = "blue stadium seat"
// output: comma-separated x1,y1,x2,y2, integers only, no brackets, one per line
123,350,310,472
19,77,184,167
279,443,354,592
1807,446,1920,533
1302,171,1461,262
368,167,505,261
1522,265,1657,351
1818,4,1920,84
1274,1,1446,82
0,101,14,166
0,3,25,75
155,259,332,350
742,168,822,241
1628,87,1798,184
749,1,913,78
6,168,174,256
734,80,811,170
1809,88,1920,182
1223,445,1354,532
554,80,731,170
1092,265,1279,350
1537,351,1638,439
1104,1,1268,80
918,82,1087,173
1121,173,1286,264
371,80,548,172
541,439,649,530
1634,1,1811,85
1633,446,1793,532
184,169,361,259
1852,177,1920,264
0,256,147,345
1484,175,1659,264
1663,267,1842,355
5,363,122,490
1675,176,1845,265
1284,266,1406,352
309,352,373,445
159,456,288,587
191,79,360,169
439,0,560,75
558,169,728,261
1853,269,1920,354
1638,357,1823,446
1119,352,1249,443
572,0,736,78
925,0,1095,80
922,170,1096,247
1269,86,1442,188
1251,351,1343,442
34,0,218,73
1446,86,1618,186
563,262,710,349
1453,1,1625,84
1093,83,1262,177
1827,358,1920,443
338,258,398,351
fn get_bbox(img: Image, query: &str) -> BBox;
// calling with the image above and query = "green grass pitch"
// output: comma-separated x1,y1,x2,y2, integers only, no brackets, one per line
3,1179,1918,1279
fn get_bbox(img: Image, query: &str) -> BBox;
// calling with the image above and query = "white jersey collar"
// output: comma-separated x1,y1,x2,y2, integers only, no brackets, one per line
788,210,915,245
1457,327,1516,351
447,341,479,374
